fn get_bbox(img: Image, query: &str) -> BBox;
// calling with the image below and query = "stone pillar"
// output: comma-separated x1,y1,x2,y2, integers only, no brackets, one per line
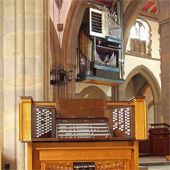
35,0,45,101
154,101,162,123
25,0,36,98
111,85,119,101
16,0,25,169
159,1,170,124
0,0,4,168
1,0,46,169
118,84,126,101
3,0,16,169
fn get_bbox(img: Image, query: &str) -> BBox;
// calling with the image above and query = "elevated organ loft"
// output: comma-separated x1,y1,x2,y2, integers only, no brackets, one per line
19,97,148,170
76,0,124,86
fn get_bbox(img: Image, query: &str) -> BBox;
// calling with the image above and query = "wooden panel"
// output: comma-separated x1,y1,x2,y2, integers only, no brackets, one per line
20,97,33,141
135,98,147,140
28,143,33,170
139,140,150,154
38,147,133,161
56,99,105,118
34,102,56,107
144,101,148,139
44,160,126,170
30,141,139,170
149,123,170,156
133,141,139,170
80,79,123,86
150,135,170,156
32,141,135,170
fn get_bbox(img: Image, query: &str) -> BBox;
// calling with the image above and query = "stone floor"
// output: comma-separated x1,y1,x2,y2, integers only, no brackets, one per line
139,157,170,170
148,165,170,170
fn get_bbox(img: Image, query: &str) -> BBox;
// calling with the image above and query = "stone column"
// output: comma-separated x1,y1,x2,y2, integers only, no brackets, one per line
111,85,119,101
16,0,25,169
24,0,36,98
3,0,16,169
154,101,162,123
35,0,44,101
159,1,170,124
118,84,126,101
1,0,46,169
0,0,4,167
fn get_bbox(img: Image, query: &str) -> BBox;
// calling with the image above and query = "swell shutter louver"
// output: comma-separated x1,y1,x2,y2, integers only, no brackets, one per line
90,8,104,37
91,11,102,33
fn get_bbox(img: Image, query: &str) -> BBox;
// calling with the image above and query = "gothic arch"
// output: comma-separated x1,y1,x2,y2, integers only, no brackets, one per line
49,19,60,100
79,86,109,100
62,0,88,68
124,65,161,123
128,18,152,56
60,0,88,98
123,0,159,56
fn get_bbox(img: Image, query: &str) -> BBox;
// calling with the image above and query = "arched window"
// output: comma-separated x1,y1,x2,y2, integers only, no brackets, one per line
130,19,151,56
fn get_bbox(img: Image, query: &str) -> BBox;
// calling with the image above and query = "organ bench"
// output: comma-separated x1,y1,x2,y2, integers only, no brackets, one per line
19,97,148,170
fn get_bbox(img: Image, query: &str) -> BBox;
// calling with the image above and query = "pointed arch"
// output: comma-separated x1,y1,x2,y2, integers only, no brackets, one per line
59,0,88,98
79,86,109,100
123,0,159,56
125,65,161,123
62,0,88,68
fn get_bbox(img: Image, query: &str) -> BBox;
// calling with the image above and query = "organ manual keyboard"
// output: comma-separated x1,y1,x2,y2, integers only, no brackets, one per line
19,97,148,170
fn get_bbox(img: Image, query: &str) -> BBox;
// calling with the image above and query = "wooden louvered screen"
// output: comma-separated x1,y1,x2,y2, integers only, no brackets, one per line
91,11,102,33
90,8,104,37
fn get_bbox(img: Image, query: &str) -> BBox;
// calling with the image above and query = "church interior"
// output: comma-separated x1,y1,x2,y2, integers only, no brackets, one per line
0,0,170,169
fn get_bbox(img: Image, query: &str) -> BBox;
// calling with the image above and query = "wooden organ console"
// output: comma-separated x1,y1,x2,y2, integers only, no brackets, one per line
19,97,148,170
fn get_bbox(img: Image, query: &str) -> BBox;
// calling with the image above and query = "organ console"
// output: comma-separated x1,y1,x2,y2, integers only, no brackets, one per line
19,97,148,170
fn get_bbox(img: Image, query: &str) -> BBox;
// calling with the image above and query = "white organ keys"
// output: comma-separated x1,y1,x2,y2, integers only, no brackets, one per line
57,119,110,140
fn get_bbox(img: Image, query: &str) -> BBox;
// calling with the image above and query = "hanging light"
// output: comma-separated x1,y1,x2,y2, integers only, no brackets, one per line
50,68,74,86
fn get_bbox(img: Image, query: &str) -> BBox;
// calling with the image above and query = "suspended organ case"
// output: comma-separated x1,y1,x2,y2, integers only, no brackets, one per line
19,97,148,170
77,1,124,86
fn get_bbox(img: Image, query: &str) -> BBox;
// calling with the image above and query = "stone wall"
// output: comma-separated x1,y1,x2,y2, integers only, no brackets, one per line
0,0,48,169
